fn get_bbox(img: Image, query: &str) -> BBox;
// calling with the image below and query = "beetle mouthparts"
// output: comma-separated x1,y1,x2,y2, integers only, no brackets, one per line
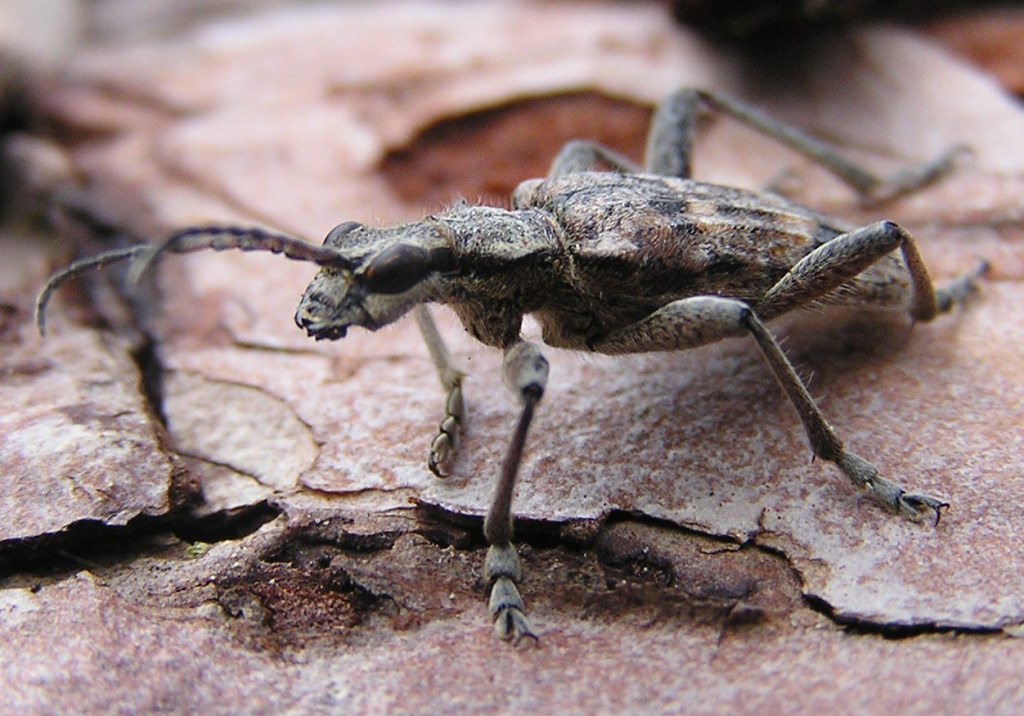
309,324,347,340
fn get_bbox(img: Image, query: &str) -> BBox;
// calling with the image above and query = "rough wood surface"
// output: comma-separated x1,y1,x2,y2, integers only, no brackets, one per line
2,2,1022,713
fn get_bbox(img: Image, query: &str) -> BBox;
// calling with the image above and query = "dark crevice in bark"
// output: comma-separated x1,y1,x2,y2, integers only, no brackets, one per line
0,503,282,583
802,592,1007,638
0,514,189,580
172,501,281,544
131,336,167,425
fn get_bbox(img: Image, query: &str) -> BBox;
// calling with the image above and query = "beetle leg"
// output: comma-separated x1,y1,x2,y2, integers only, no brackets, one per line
482,339,548,643
590,296,948,524
646,88,965,201
413,305,465,476
545,88,963,199
753,220,987,322
742,310,949,524
546,140,641,179
643,88,701,178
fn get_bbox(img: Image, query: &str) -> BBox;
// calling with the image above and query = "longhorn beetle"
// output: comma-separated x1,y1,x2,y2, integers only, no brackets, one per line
37,89,986,643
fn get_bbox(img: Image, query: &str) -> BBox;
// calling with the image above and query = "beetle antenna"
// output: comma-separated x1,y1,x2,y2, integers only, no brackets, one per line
35,225,353,336
125,225,353,285
35,245,152,336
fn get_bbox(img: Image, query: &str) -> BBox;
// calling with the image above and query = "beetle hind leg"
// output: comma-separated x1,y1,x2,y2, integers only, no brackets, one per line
742,311,950,524
590,295,950,524
754,220,986,323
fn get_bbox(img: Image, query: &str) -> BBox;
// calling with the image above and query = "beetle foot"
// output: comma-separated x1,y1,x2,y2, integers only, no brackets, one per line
865,474,949,526
428,379,463,477
485,543,538,645
837,452,949,526
428,430,455,477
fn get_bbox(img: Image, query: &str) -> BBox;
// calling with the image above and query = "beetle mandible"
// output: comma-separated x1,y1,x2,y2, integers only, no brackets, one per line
37,89,986,643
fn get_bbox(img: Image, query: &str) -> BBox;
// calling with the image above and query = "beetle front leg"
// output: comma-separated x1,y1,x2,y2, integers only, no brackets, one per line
413,306,465,476
591,297,948,524
483,339,548,643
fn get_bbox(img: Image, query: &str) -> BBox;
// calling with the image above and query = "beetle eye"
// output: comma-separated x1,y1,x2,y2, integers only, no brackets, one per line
323,221,364,247
361,244,430,294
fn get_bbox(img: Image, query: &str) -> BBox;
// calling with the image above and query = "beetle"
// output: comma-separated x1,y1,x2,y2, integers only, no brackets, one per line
37,89,985,643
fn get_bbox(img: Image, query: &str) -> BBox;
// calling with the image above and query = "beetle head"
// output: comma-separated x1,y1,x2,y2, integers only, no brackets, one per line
294,220,453,340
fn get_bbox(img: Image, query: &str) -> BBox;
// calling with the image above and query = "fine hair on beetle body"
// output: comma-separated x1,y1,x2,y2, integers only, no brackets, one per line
36,88,986,644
